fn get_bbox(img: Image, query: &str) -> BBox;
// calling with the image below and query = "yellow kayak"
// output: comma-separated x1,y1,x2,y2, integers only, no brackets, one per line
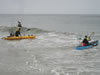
4,35,36,40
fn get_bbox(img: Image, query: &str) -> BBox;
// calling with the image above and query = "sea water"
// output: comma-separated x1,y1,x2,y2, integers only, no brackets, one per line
0,14,100,75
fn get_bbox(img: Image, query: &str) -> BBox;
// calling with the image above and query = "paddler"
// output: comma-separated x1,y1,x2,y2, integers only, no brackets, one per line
82,35,90,46
15,21,22,36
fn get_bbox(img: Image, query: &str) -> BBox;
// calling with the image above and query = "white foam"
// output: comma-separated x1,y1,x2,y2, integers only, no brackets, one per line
0,31,100,75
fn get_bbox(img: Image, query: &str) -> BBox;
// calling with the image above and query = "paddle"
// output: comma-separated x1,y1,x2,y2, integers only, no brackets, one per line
77,34,82,40
87,32,95,41
89,32,95,38
27,29,31,31
76,34,83,45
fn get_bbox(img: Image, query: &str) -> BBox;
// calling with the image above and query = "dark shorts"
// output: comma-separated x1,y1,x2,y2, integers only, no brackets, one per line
15,31,20,36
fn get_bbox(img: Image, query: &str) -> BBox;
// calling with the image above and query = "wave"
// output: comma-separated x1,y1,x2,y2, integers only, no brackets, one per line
0,26,48,34
0,26,99,48
0,26,78,48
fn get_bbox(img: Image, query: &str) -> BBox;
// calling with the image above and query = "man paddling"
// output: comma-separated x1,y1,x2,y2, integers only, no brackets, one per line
15,21,22,36
82,35,89,46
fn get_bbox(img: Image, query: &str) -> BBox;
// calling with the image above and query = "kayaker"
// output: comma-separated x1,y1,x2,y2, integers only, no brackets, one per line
10,33,14,37
15,21,22,36
82,35,89,46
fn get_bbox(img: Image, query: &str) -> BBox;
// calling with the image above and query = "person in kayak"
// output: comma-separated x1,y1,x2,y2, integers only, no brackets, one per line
15,21,22,36
82,35,89,46
10,33,14,37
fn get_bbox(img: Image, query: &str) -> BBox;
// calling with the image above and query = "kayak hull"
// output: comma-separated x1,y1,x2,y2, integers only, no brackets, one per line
76,40,98,50
4,35,36,40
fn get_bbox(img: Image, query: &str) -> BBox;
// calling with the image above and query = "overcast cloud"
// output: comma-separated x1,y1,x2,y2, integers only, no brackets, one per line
0,0,100,14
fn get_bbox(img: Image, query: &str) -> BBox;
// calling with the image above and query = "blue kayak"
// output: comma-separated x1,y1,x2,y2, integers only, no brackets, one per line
76,40,98,50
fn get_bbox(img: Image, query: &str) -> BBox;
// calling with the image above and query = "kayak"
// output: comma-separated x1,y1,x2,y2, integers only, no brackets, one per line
3,35,36,40
76,40,98,50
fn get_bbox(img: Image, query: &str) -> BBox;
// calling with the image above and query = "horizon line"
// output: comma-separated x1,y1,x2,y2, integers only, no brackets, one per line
0,13,100,15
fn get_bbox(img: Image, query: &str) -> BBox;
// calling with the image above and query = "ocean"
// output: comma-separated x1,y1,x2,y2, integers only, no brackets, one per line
0,14,100,75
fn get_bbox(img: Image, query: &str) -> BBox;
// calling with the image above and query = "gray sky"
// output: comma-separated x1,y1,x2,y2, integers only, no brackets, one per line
0,0,100,14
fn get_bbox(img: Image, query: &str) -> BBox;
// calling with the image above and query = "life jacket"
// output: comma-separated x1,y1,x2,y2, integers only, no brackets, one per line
83,43,86,46
86,37,91,41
